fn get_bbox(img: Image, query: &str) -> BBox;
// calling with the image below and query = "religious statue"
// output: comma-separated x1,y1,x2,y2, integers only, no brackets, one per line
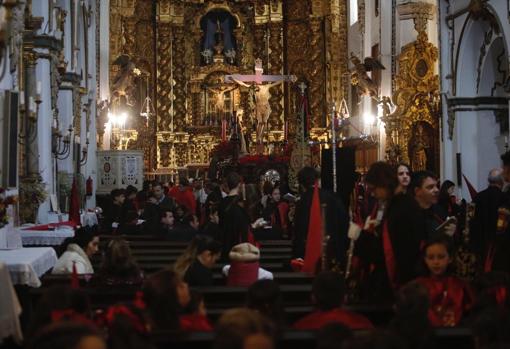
201,10,236,65
350,53,385,101
205,84,237,120
235,108,249,155
230,78,283,145
111,54,141,107
411,124,429,171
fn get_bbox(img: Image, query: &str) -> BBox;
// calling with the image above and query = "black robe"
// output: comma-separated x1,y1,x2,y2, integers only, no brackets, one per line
355,193,426,301
292,188,349,266
218,195,250,258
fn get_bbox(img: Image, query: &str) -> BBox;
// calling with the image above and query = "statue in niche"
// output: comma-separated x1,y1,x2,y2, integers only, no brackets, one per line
205,84,237,119
411,123,430,171
201,10,237,65
111,54,141,107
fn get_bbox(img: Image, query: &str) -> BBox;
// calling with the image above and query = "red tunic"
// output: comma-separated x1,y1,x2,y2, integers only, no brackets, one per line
415,275,474,327
169,186,197,214
293,308,374,330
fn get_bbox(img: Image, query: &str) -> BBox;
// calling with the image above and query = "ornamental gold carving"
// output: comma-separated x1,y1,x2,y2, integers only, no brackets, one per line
382,30,440,171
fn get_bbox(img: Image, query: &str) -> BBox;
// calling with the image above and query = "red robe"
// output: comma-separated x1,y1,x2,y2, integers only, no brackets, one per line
293,308,374,330
415,275,474,327
169,186,197,214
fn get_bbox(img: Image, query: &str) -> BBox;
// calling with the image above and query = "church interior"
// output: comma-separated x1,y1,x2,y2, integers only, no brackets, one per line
2,0,510,348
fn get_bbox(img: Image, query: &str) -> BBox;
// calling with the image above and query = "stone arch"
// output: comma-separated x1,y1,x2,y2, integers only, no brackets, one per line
453,7,509,191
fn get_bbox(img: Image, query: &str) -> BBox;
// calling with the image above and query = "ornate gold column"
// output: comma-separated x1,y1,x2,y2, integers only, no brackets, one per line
172,25,186,132
268,21,283,130
156,22,172,132
308,16,324,128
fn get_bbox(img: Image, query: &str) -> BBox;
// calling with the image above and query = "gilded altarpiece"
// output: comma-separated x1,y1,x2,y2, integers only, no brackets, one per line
382,4,440,172
109,0,349,173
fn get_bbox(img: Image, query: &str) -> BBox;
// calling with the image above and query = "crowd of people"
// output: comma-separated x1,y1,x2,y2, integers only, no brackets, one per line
14,151,510,349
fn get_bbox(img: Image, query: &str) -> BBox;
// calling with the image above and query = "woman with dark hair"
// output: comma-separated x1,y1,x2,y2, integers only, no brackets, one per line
246,279,286,329
99,238,143,285
351,161,425,301
438,180,460,217
142,269,188,331
396,163,411,194
52,227,99,274
173,235,222,287
257,185,289,240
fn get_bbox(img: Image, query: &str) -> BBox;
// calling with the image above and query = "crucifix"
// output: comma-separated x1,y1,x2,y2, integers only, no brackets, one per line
225,58,296,151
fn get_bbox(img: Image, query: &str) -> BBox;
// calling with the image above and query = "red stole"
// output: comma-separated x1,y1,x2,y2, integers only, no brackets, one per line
415,275,474,327
179,314,213,332
382,220,398,290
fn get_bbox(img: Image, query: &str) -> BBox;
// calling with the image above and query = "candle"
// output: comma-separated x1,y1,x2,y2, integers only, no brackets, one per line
29,97,34,112
506,136,508,145
53,119,57,128
19,91,24,105
86,131,90,140
36,81,42,95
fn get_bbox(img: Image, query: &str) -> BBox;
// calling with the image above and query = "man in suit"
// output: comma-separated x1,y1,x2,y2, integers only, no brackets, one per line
471,168,505,259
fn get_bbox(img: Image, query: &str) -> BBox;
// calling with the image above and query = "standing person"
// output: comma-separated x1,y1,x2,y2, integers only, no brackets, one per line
103,189,125,231
438,180,461,218
169,177,197,215
350,162,425,301
293,167,349,267
258,185,289,240
470,168,505,260
218,172,251,258
409,171,455,239
396,163,411,194
415,235,474,327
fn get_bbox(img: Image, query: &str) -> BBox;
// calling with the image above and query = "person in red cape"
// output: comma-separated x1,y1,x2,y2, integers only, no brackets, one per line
169,177,197,215
415,235,474,327
293,271,373,330
350,162,425,301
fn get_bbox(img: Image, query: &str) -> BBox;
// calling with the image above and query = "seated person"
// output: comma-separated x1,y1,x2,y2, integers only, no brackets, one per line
256,185,289,240
98,238,144,285
173,235,222,287
148,207,175,237
222,243,273,287
52,227,99,274
103,188,125,231
201,207,221,241
170,214,199,242
293,271,374,330
117,210,142,235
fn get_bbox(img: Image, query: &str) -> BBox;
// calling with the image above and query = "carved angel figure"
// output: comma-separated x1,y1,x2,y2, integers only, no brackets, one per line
350,53,385,101
111,54,140,107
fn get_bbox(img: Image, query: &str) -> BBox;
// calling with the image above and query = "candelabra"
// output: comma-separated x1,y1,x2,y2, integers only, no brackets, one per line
18,90,42,145
52,124,73,160
79,138,89,166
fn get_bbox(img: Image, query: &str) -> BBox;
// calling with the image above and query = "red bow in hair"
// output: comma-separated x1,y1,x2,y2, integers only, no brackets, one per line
105,305,148,334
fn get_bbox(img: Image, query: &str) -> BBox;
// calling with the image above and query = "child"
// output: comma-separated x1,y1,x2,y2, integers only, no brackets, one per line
415,235,474,327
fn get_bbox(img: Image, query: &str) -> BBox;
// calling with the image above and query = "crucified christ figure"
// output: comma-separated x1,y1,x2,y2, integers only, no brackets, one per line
205,85,237,118
231,78,283,145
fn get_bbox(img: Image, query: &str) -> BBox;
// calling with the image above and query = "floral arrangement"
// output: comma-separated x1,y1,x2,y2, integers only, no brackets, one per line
0,188,17,228
19,176,47,224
